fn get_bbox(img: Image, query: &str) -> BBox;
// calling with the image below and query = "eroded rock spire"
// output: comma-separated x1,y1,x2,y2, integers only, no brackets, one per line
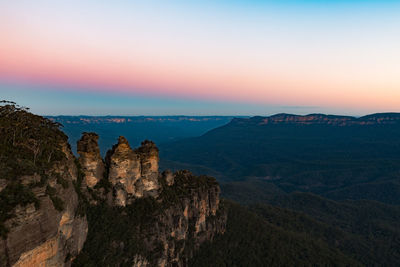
77,132,105,188
105,136,142,205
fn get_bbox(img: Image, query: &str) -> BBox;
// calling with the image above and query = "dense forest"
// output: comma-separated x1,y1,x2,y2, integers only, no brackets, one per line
163,114,400,265
191,199,400,266
160,114,400,205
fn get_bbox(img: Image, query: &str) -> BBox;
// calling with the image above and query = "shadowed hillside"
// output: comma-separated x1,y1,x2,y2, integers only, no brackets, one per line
160,113,400,205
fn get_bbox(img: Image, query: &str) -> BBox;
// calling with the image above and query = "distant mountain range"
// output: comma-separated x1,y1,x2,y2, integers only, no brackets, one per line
231,113,400,126
49,115,238,124
160,112,400,205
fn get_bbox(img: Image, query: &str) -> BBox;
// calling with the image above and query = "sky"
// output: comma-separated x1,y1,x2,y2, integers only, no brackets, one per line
1,0,399,116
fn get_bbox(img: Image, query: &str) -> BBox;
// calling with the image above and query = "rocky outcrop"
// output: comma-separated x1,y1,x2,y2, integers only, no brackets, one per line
78,135,162,206
105,136,142,206
136,140,160,195
141,170,225,266
104,138,160,206
1,105,226,267
74,168,226,267
0,143,88,267
73,135,227,266
77,133,104,188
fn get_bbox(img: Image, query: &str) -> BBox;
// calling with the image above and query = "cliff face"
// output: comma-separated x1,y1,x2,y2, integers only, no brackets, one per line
0,143,88,267
0,104,88,267
74,134,226,267
132,170,225,266
1,103,226,267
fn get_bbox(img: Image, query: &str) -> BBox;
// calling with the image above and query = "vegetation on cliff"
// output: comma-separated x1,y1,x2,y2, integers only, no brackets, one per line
0,101,68,238
73,171,224,266
0,101,67,179
0,183,40,238
0,101,88,267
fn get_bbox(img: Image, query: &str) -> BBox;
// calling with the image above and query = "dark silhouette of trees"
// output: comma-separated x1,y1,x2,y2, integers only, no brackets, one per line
0,100,67,180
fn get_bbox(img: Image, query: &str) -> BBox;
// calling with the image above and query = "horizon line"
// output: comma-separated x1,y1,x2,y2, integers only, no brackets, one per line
44,112,400,118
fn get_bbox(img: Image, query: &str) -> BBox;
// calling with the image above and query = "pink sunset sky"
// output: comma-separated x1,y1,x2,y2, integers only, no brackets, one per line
1,0,400,115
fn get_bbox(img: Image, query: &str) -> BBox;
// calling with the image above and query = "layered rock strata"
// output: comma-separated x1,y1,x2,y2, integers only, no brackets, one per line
0,143,88,267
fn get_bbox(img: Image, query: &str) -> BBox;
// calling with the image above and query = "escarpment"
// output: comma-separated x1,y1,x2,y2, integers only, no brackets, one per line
230,113,400,126
1,103,226,267
0,103,88,267
75,134,226,266
0,144,88,267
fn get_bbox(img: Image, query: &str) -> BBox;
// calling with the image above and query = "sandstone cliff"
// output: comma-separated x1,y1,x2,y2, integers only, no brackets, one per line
1,103,226,267
0,146,88,267
0,103,88,267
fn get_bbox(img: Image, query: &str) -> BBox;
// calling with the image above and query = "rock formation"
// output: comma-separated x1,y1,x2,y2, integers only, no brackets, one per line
74,134,227,266
105,136,142,205
103,137,160,205
1,106,226,267
74,168,226,267
135,140,160,195
77,135,163,206
138,170,226,266
76,133,104,188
